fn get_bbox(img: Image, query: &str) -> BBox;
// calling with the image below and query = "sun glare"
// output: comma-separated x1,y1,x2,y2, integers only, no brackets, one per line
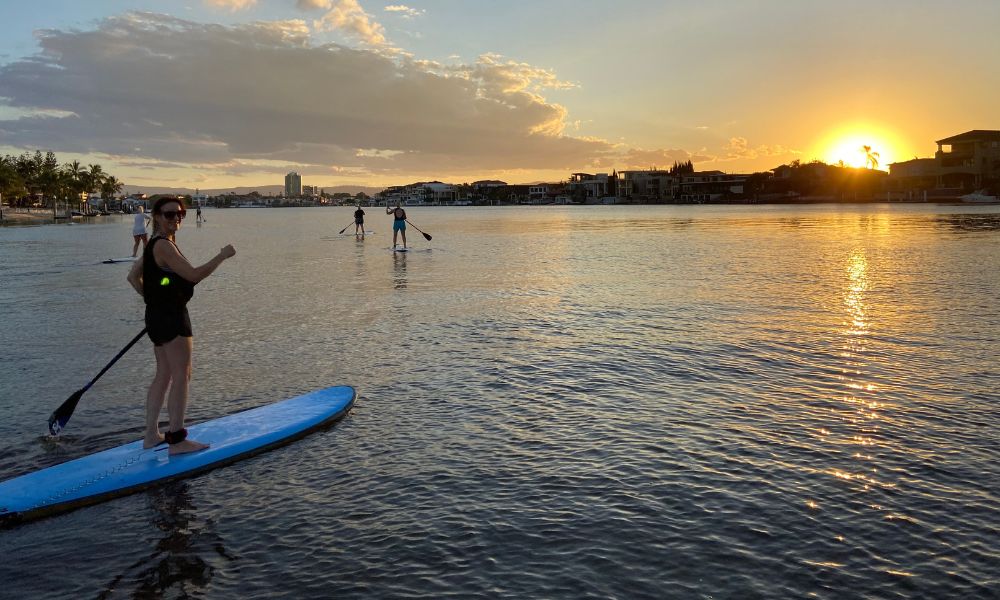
817,126,901,170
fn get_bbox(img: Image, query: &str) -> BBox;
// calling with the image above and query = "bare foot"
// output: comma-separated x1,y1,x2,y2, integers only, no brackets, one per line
168,439,210,456
143,432,165,449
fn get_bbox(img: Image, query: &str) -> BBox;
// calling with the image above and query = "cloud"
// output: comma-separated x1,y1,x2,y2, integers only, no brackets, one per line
296,0,332,9
0,12,615,183
385,5,425,19
721,136,797,160
205,0,257,11
616,147,710,170
313,0,387,46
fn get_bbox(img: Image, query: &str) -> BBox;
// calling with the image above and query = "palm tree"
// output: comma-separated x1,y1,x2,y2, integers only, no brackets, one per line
862,145,880,170
84,164,105,214
101,175,123,211
37,154,61,207
0,156,27,215
62,160,87,213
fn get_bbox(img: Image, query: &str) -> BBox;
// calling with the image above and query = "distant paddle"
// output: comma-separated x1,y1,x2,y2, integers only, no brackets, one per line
48,328,147,435
406,220,432,241
338,220,355,235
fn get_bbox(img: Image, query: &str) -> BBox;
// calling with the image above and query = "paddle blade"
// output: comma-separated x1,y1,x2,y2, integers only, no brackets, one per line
421,232,432,241
339,226,350,234
48,388,85,435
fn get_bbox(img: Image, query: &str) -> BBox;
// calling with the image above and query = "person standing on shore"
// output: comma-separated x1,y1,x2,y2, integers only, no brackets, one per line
126,196,236,455
354,205,366,236
131,205,150,257
386,202,407,249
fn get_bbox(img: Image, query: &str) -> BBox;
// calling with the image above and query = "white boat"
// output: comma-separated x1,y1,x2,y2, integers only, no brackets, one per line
960,190,999,203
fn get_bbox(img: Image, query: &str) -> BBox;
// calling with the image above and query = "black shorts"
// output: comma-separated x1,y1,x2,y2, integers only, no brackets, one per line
145,304,193,346
355,218,364,225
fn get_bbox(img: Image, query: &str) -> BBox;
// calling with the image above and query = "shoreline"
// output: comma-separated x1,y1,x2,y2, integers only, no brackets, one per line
0,209,64,226
2,200,997,227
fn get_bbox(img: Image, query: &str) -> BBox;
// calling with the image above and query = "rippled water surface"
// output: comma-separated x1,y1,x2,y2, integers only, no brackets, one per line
1,205,998,599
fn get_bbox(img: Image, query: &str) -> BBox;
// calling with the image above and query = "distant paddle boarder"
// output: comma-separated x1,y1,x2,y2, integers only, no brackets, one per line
127,196,236,455
387,202,407,249
131,205,150,257
354,205,366,236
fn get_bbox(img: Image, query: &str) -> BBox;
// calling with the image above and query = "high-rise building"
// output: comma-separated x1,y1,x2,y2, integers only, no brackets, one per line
285,172,302,197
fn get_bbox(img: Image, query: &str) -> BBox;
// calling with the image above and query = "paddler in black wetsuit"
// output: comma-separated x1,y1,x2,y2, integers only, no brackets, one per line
354,205,366,236
127,196,236,455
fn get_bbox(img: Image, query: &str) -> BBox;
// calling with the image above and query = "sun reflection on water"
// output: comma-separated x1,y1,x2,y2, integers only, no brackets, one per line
832,248,889,498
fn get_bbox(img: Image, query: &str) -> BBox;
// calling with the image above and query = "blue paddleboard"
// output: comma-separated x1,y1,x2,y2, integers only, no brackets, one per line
0,385,355,524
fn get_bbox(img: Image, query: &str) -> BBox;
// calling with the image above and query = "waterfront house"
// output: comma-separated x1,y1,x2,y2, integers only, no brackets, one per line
528,184,549,204
679,171,748,203
934,130,1000,190
423,181,458,205
567,173,617,204
618,170,678,203
472,180,507,192
885,158,937,198
888,129,1000,196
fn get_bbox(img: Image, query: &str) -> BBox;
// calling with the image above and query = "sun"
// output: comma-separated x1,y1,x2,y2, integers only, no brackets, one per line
816,125,901,170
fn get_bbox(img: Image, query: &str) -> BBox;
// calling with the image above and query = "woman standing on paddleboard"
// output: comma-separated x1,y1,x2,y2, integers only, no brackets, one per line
127,196,236,455
130,205,150,257
386,202,407,249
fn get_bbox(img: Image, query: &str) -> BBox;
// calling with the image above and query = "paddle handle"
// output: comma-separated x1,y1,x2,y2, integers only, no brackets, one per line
82,328,148,392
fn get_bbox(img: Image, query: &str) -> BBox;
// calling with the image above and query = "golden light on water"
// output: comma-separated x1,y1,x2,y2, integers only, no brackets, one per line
844,249,870,336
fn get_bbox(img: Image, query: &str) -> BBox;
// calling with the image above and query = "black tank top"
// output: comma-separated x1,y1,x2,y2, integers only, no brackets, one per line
143,236,195,307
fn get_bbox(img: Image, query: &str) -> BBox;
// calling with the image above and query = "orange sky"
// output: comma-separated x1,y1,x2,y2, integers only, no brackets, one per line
0,1,997,189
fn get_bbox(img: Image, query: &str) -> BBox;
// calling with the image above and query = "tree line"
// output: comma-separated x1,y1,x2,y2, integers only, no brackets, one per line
0,150,123,212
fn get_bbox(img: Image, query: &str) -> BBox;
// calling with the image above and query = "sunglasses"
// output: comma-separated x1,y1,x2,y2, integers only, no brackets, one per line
160,209,187,220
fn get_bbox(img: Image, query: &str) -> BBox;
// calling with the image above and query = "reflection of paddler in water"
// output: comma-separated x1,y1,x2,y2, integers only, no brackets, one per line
386,202,406,249
393,249,407,289
102,482,231,597
354,204,366,237
127,196,236,455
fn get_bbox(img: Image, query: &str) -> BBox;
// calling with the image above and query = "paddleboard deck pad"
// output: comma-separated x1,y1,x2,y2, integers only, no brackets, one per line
0,385,355,525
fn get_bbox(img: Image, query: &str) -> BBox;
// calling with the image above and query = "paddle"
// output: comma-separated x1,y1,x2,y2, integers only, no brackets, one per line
48,328,148,435
406,220,433,241
338,220,356,234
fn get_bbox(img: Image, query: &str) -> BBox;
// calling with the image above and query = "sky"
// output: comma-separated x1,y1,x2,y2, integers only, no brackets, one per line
0,0,998,190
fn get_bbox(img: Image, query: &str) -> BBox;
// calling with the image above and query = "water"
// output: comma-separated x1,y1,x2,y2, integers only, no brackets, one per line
1,205,998,599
